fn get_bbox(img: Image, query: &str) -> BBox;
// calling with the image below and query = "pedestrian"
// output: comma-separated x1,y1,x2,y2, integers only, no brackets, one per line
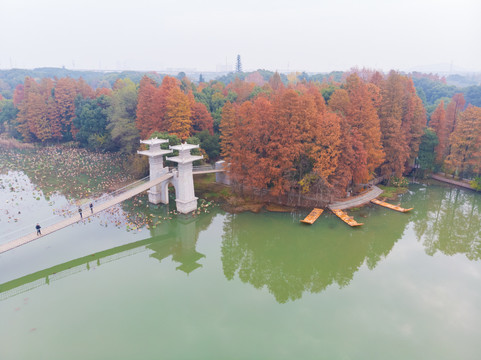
36,223,41,236
78,207,83,219
89,203,93,214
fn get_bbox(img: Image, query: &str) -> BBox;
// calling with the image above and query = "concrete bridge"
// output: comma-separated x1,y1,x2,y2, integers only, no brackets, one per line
0,139,226,255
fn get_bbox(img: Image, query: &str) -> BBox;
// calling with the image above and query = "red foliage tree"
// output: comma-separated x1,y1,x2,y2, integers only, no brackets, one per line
191,102,214,134
135,76,158,138
429,101,447,163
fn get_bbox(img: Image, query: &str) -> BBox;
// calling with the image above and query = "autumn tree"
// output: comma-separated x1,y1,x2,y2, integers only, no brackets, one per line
377,72,426,177
429,100,447,163
445,93,466,134
330,74,384,182
54,77,80,139
13,84,24,106
15,77,54,142
166,86,192,141
266,89,305,194
225,77,255,103
191,102,214,135
445,106,481,176
268,72,284,91
219,101,237,159
135,76,158,138
401,77,426,166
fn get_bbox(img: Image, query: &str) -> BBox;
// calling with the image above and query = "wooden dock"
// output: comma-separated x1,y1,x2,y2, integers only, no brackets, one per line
371,198,413,212
330,208,364,227
300,208,324,224
0,173,173,255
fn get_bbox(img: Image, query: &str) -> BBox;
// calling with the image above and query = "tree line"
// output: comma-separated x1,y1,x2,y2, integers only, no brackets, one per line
0,70,480,197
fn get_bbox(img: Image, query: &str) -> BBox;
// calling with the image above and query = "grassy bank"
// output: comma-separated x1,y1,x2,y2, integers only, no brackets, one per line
378,185,408,200
193,174,293,213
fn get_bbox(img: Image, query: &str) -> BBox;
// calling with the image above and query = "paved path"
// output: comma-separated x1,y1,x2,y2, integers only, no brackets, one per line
328,186,383,210
431,174,475,191
0,173,173,255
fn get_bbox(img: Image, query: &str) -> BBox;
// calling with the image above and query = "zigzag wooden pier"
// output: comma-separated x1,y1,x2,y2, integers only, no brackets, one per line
330,208,364,227
300,208,324,224
371,198,413,212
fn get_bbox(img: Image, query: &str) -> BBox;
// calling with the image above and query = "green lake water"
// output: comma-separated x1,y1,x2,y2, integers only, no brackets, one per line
1,172,480,360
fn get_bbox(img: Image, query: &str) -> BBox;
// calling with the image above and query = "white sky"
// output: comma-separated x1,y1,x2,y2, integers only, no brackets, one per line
1,0,480,73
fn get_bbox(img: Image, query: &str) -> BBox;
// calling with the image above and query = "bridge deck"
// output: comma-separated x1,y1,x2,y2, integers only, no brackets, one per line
192,169,225,174
0,173,173,255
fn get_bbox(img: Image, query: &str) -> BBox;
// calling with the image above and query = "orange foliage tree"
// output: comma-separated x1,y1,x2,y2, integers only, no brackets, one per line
135,76,158,138
445,106,481,176
329,74,384,183
166,86,192,141
191,102,214,134
429,100,447,163
219,101,238,159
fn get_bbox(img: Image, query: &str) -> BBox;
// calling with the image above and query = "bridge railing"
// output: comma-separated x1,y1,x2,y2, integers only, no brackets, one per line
0,175,152,245
192,165,216,172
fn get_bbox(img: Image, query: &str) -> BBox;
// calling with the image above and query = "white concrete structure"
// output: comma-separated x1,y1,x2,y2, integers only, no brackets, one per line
167,143,203,214
137,138,172,205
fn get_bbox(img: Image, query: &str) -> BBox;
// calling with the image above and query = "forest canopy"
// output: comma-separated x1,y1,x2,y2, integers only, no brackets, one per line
1,68,480,198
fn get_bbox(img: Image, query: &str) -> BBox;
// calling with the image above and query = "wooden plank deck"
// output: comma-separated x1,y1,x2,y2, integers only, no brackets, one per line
0,173,173,255
371,198,413,212
330,208,364,227
300,208,324,224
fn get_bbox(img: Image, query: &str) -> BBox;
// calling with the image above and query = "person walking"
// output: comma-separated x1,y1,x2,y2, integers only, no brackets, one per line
36,223,41,236
78,207,83,219
89,203,93,214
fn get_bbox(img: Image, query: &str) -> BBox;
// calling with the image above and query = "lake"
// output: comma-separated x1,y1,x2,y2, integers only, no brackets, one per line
1,170,480,360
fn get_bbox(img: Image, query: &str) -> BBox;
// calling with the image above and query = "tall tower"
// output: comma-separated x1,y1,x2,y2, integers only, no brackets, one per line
167,143,203,214
137,138,172,204
236,54,242,73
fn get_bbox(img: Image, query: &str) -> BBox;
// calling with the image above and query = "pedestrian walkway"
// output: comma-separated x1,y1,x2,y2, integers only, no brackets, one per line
431,174,475,191
328,186,383,210
0,173,173,255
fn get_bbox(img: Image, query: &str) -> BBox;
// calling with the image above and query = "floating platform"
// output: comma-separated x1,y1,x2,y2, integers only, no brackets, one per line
330,208,364,227
371,198,413,213
300,208,324,224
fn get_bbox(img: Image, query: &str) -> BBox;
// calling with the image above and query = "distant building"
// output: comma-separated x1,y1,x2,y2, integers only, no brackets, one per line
236,55,242,73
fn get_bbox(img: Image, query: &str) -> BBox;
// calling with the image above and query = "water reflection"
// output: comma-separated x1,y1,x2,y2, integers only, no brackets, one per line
412,183,481,260
221,209,411,303
0,210,216,301
147,212,213,273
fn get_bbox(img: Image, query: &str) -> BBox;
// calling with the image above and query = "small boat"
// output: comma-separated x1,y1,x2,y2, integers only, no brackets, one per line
371,198,413,213
330,208,363,227
300,208,324,224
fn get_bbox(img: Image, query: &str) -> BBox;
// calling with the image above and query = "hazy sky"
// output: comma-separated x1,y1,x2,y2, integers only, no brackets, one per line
1,0,480,73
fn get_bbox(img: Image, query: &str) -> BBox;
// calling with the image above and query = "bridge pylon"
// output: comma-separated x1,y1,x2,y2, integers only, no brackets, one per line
167,143,203,214
137,138,172,205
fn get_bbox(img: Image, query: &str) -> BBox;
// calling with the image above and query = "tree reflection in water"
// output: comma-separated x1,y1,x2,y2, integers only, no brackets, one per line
221,209,410,303
412,183,481,260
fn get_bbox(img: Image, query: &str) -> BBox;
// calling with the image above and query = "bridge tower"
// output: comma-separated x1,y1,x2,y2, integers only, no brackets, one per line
137,138,172,205
167,143,203,214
